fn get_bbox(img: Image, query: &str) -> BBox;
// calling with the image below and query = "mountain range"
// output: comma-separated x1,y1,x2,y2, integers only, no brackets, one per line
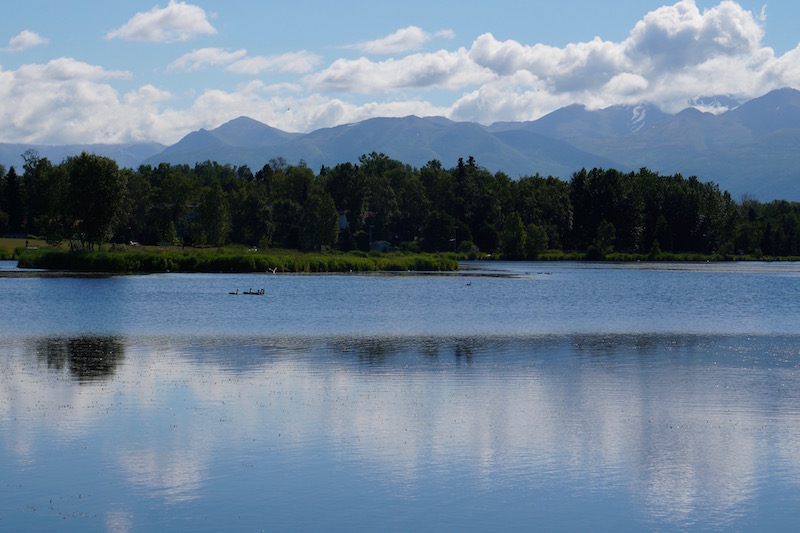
2,88,799,201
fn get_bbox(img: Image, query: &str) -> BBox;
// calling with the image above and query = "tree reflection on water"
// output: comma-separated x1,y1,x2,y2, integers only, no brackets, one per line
36,336,125,383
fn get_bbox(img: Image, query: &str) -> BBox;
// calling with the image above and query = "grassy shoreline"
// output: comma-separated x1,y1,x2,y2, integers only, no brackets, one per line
535,250,800,262
12,245,459,273
3,238,799,273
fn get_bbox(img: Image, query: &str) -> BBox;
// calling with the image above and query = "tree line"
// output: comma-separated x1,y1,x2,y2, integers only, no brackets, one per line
1,149,799,258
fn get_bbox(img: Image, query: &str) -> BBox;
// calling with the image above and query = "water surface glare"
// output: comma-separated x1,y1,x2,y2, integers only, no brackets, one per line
2,261,800,530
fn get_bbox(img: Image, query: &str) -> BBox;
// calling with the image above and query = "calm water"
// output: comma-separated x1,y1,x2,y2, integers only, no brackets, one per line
2,260,800,531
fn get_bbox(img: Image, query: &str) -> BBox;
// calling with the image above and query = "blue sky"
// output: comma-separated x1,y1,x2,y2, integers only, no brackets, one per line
1,1,798,145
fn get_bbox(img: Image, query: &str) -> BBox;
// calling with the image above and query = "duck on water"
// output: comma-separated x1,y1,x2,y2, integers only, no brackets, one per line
229,288,265,295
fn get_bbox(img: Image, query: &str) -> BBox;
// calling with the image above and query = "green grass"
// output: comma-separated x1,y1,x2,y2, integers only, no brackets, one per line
603,251,800,262
496,249,800,262
14,246,459,273
7,238,798,270
0,237,50,260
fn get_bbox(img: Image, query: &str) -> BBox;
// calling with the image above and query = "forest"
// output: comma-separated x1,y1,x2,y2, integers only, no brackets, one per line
1,149,799,259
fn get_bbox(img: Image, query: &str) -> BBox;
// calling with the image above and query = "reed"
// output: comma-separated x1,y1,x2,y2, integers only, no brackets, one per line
15,247,458,273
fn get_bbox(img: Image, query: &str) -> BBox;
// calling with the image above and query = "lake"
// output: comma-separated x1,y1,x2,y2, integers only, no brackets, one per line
2,260,800,531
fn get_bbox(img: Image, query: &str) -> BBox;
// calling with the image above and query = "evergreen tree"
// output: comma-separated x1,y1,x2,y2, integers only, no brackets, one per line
5,167,23,233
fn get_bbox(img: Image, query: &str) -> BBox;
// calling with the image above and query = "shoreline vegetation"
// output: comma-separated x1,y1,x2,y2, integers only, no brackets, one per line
2,239,798,274
6,241,459,273
3,152,800,268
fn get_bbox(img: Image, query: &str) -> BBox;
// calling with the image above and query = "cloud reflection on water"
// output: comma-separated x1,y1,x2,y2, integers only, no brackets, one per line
2,334,800,529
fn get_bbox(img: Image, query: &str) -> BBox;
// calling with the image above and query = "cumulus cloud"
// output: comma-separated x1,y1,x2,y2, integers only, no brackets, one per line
106,0,216,43
625,0,764,68
0,58,153,144
310,49,495,93
227,51,321,75
768,44,800,86
470,33,630,92
167,47,247,72
3,1,800,145
297,96,445,131
449,84,572,124
168,48,319,74
349,26,453,54
123,84,172,106
603,72,650,96
5,30,48,52
435,29,456,40
174,83,445,134
13,57,131,82
461,0,779,115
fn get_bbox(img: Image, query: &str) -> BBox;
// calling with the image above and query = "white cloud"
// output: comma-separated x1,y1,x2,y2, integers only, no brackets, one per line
350,26,444,54
14,57,131,82
0,58,148,144
2,1,800,145
461,0,779,115
123,84,172,106
106,0,216,43
435,29,456,40
469,33,630,92
449,84,572,124
227,51,321,75
167,47,247,72
175,83,445,134
299,97,445,131
5,30,48,52
168,48,319,74
768,44,800,87
310,49,495,93
603,72,650,96
625,0,764,69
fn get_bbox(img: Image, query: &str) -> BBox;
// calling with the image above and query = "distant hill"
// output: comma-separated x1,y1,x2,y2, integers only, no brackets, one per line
560,87,800,199
152,116,301,165
143,114,617,180
0,142,165,171
488,102,673,141
4,88,800,201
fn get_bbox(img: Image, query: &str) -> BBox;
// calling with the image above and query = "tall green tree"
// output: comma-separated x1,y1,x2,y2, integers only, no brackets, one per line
395,173,431,242
301,184,338,250
117,168,154,244
65,152,127,250
499,212,526,259
525,223,549,259
359,153,402,242
272,199,303,249
420,159,456,219
453,156,503,252
22,149,56,235
229,179,274,247
5,166,24,233
0,164,7,233
197,181,232,246
421,210,458,252
36,163,70,246
149,163,195,244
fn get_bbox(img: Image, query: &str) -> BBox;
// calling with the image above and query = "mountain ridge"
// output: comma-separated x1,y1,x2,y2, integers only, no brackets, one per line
2,88,799,200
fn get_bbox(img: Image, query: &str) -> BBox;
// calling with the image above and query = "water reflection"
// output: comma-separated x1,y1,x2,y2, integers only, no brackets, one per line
36,336,125,383
2,334,800,530
328,336,399,364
